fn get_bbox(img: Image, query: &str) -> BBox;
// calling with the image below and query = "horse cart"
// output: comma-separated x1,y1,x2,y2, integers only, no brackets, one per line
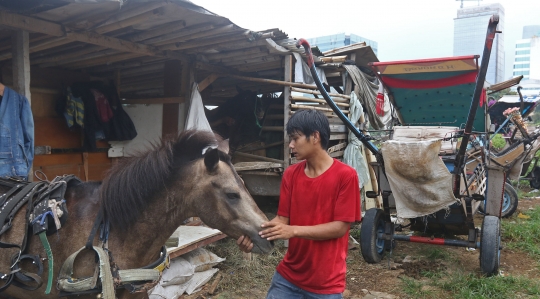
297,14,507,275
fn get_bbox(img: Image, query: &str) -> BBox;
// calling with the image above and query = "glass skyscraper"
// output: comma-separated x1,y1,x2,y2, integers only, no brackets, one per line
453,3,505,84
512,26,540,95
306,33,378,55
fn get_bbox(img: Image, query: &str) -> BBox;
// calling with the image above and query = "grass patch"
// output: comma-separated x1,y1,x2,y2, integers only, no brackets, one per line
419,247,452,261
438,272,540,299
400,267,540,299
400,276,437,298
503,206,540,261
208,238,285,296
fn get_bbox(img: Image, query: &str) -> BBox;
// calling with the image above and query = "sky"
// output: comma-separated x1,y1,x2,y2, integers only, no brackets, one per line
192,0,540,80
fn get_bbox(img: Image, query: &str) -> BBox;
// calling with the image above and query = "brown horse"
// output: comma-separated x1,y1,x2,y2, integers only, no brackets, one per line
0,130,273,299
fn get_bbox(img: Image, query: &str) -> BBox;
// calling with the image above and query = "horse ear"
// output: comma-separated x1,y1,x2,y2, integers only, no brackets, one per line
218,138,229,154
204,148,219,171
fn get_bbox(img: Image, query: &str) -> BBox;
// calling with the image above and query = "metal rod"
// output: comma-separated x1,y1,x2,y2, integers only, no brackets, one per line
392,234,476,248
295,39,382,162
453,15,500,197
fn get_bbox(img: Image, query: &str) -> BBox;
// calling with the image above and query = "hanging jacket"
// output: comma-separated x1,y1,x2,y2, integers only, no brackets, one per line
0,87,34,179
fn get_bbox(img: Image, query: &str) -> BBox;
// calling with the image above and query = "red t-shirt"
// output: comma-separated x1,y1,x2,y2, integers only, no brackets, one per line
276,159,361,294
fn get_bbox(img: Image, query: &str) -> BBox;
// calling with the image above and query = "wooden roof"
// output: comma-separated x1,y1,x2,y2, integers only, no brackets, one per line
0,0,377,102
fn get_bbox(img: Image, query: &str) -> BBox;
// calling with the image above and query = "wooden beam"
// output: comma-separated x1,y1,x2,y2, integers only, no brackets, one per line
155,24,235,46
181,60,193,128
291,87,350,99
94,8,165,34
127,20,186,42
206,47,266,61
185,38,268,54
95,1,168,29
234,152,285,164
161,31,247,51
223,55,281,67
290,95,349,107
12,30,31,100
224,74,318,90
148,23,216,46
63,52,142,69
163,60,182,137
0,10,192,61
283,55,292,167
198,73,219,92
121,97,185,105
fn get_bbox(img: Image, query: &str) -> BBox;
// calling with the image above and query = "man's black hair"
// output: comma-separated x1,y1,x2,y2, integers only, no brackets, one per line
286,109,330,150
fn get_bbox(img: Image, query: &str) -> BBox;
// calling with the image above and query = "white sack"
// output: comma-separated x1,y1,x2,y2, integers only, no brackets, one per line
185,268,219,295
185,83,212,132
381,139,458,218
161,257,195,287
181,248,225,272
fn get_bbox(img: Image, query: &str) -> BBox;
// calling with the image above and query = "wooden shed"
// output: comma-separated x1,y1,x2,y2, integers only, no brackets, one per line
0,0,381,208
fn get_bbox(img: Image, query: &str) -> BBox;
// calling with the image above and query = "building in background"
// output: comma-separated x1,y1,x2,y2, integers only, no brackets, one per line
512,25,540,95
453,3,505,84
306,33,378,55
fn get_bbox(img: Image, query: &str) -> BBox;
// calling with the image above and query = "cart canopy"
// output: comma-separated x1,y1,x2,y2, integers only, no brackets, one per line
371,56,487,132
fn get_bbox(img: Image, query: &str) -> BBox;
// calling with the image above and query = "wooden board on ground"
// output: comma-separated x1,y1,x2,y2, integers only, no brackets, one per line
167,226,226,259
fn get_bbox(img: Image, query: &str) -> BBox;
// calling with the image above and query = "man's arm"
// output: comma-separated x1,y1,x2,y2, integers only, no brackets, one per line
259,219,350,241
237,215,289,253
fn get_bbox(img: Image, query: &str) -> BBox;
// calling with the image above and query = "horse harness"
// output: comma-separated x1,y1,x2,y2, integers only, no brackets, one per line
0,175,170,298
57,211,170,298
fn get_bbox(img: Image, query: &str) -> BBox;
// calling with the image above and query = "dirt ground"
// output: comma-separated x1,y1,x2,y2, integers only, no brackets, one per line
182,197,540,299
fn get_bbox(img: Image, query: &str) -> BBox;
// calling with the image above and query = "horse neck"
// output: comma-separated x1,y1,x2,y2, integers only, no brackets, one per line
108,182,194,269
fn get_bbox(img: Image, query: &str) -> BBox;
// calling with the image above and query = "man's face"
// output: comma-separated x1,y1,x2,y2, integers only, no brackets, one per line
288,131,316,161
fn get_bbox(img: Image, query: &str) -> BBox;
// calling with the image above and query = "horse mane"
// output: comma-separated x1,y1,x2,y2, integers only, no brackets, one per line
100,130,220,229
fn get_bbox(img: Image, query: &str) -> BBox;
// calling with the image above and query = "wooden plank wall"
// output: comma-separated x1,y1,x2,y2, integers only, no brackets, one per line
1,66,112,181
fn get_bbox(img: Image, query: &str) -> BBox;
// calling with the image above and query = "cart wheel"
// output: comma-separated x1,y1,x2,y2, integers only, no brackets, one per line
480,215,501,276
530,177,540,189
360,208,386,263
479,182,518,218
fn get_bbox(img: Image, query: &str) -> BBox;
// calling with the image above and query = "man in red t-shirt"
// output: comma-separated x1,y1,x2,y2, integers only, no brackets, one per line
238,109,361,298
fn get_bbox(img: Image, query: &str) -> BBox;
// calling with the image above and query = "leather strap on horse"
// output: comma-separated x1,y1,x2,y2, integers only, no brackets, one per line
57,246,115,299
0,181,45,292
57,210,169,297
38,232,53,294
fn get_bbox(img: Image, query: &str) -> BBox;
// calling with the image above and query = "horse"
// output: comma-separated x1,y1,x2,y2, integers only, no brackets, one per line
0,130,274,299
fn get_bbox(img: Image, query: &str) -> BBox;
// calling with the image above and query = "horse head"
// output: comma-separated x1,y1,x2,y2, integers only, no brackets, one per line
184,138,274,254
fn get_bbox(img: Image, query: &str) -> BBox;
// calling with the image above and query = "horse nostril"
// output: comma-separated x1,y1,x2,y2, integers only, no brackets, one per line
270,240,275,246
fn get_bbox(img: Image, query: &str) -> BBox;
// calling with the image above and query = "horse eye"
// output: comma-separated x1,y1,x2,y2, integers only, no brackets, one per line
226,192,240,200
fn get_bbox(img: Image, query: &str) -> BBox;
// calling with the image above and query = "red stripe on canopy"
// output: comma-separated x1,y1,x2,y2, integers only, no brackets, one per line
381,71,477,89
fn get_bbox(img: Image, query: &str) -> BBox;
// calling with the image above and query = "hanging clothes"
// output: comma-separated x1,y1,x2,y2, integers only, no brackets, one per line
0,87,34,179
64,87,85,128
90,88,113,123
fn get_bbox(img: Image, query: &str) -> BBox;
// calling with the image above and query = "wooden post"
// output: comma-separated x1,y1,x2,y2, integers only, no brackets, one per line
180,60,192,131
12,30,32,180
162,60,182,137
12,30,31,99
283,55,292,167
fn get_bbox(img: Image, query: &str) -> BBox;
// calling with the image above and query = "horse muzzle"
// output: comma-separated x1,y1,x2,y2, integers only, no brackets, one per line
249,234,274,254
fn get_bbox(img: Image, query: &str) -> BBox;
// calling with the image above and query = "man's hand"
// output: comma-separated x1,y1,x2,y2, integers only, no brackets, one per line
236,235,253,253
259,218,295,241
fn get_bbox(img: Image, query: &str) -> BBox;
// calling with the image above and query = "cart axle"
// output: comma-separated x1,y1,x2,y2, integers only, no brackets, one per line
391,234,478,248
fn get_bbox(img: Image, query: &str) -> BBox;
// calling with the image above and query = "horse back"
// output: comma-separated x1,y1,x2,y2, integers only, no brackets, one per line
0,181,102,299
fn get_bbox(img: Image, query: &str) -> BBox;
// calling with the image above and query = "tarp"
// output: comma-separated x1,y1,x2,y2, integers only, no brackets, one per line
381,139,458,218
343,92,370,191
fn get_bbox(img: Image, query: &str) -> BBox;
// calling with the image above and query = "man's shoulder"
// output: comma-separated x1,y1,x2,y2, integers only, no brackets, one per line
332,159,357,176
282,161,305,178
